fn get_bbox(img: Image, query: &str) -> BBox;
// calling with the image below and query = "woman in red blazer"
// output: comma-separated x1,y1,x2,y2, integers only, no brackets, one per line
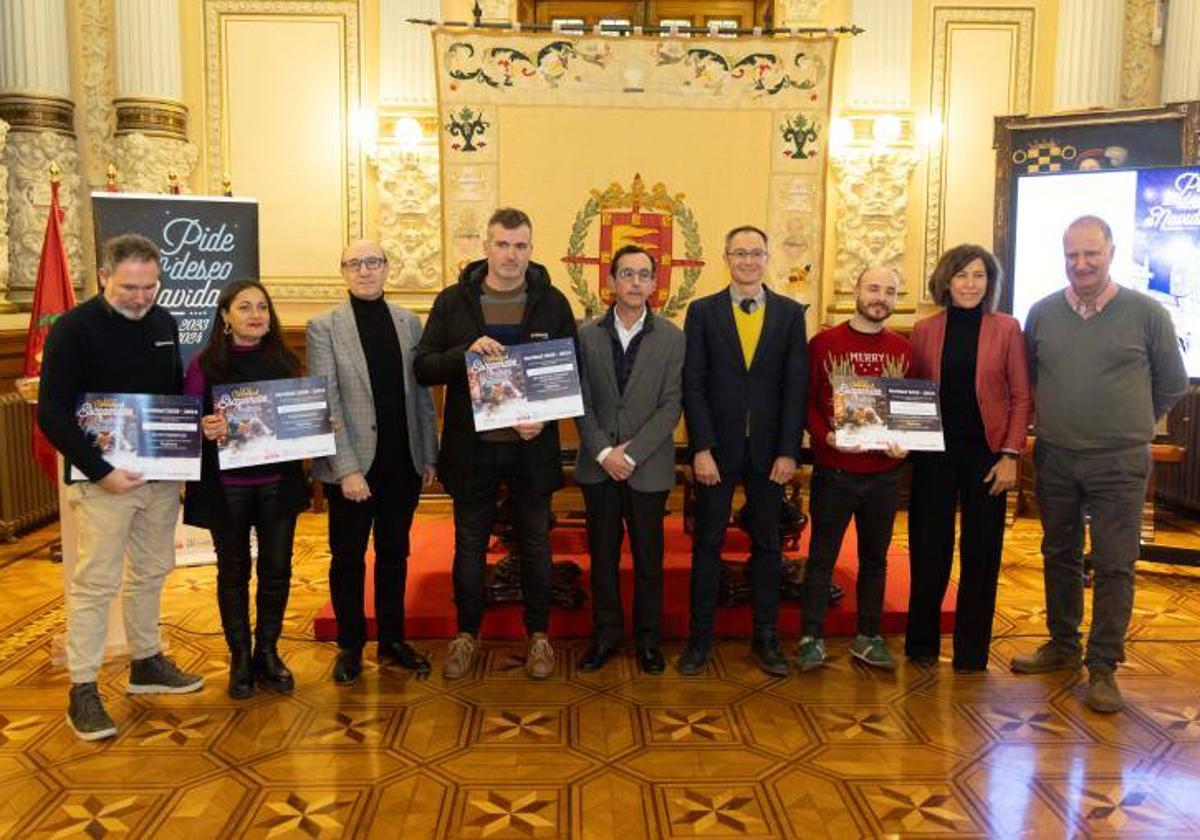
905,244,1031,671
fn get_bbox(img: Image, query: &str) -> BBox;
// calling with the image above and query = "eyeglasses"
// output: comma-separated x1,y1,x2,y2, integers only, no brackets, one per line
726,249,767,260
341,256,387,271
615,268,654,281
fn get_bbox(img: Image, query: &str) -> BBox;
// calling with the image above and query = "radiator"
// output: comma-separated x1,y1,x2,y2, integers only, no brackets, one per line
0,393,58,541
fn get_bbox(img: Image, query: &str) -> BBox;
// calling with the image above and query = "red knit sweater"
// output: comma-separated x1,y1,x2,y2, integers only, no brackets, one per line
807,321,913,473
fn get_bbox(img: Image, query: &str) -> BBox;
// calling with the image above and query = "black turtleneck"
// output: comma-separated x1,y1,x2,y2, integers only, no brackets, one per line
349,293,411,476
939,304,987,447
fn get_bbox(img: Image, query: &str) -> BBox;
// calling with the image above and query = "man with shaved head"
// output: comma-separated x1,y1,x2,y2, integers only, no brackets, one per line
308,239,438,684
796,265,911,672
1013,215,1187,713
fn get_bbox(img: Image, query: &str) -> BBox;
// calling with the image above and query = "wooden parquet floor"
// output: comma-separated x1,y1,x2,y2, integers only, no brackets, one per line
2,510,1200,838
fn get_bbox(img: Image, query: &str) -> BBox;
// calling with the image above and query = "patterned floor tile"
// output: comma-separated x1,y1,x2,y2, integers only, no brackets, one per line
657,783,777,837
643,707,737,744
855,782,981,834
241,788,364,838
804,705,912,742
451,786,563,838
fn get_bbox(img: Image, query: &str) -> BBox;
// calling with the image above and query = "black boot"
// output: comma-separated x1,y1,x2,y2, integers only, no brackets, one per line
228,643,254,699
253,644,295,693
218,582,254,699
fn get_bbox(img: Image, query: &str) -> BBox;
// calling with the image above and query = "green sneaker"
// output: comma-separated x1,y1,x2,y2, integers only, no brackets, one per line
794,636,827,671
850,634,896,670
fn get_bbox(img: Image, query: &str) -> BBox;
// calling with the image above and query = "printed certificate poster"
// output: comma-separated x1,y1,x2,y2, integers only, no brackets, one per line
831,376,945,452
466,338,584,431
71,393,202,481
212,376,335,470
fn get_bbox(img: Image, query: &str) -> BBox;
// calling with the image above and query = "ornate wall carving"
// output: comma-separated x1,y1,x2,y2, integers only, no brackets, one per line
0,120,9,302
4,131,85,306
78,0,116,181
829,148,918,313
1121,0,1159,107
111,133,199,194
375,143,443,293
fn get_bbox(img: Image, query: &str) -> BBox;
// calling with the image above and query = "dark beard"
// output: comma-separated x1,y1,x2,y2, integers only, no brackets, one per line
855,301,891,323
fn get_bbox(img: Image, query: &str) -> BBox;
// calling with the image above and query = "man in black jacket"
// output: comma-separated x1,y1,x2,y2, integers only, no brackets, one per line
38,234,204,741
415,208,577,680
680,225,808,677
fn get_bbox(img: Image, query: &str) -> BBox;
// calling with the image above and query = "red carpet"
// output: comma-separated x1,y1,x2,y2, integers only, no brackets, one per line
313,516,956,641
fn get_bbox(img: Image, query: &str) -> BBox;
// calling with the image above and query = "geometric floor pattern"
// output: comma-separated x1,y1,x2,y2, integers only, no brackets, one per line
1,509,1200,838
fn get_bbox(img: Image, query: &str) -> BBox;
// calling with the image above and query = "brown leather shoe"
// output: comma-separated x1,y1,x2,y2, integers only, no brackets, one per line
525,632,555,680
1084,667,1125,713
1010,642,1082,674
442,633,479,681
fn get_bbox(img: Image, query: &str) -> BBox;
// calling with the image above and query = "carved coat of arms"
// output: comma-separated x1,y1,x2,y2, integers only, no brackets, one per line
562,174,704,318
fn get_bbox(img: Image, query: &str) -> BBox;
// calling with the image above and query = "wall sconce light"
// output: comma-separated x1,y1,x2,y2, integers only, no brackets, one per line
916,115,943,147
871,114,902,146
394,117,424,154
829,116,854,152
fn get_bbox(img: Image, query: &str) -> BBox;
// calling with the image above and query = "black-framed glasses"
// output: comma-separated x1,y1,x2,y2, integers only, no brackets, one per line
341,256,387,271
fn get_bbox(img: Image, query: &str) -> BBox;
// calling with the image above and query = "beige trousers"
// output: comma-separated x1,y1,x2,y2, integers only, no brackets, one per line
65,481,181,683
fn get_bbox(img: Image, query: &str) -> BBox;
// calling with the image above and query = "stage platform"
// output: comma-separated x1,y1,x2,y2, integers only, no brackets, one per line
312,515,956,641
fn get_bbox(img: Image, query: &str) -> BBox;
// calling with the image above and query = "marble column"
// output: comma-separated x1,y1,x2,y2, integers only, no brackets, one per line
111,0,197,193
1053,0,1123,111
0,119,9,305
827,0,917,316
0,0,85,306
378,0,443,293
1162,0,1200,103
846,0,911,109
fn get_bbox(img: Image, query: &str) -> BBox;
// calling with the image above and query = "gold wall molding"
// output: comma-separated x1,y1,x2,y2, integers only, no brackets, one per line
3,131,85,306
828,148,919,314
204,0,363,303
0,120,9,307
1121,0,1160,107
110,133,200,194
114,98,188,140
204,0,362,228
78,0,116,180
0,96,75,136
924,6,1033,286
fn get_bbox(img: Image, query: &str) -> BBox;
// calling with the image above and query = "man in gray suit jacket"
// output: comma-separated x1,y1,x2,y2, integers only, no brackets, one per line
307,240,438,684
575,245,685,674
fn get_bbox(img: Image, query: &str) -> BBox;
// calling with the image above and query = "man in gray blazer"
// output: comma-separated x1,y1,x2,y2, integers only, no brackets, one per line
575,245,685,674
307,240,438,684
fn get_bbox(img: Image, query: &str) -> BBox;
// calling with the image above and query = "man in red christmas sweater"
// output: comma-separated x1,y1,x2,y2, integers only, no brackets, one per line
797,266,912,670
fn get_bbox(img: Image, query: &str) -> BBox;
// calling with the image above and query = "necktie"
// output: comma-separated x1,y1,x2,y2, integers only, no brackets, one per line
739,298,757,314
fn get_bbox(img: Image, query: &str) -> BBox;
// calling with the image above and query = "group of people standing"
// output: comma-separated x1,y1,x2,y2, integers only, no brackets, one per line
38,209,1187,742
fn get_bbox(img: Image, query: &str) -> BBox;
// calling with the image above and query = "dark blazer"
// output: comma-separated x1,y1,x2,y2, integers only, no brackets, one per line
414,258,578,497
682,286,808,478
910,310,1032,454
574,309,685,493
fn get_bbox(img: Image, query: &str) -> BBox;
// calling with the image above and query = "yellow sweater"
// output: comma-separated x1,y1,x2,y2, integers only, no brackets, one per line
733,301,765,368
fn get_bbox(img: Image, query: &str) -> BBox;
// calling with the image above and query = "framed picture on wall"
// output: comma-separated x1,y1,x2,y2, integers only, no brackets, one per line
992,100,1200,312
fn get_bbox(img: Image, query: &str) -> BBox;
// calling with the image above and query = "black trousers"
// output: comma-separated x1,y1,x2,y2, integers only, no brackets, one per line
325,467,422,650
211,481,297,651
906,441,1007,669
581,480,668,648
800,465,900,638
451,442,553,636
689,446,784,640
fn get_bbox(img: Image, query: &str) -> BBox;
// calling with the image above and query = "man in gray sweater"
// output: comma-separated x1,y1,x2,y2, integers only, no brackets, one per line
1012,215,1188,713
